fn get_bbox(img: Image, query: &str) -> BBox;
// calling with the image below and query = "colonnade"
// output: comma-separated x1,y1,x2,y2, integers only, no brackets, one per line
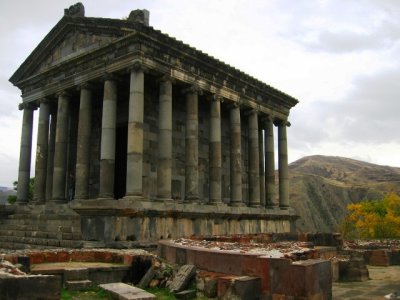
16,68,290,209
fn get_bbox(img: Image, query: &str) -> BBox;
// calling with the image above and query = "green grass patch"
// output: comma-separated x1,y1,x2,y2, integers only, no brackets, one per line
145,287,176,299
61,286,112,299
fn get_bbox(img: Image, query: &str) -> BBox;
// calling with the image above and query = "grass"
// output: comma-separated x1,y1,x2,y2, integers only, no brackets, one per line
145,287,176,299
60,287,112,300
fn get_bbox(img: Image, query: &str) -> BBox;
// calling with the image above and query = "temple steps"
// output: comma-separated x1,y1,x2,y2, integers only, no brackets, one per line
0,208,84,249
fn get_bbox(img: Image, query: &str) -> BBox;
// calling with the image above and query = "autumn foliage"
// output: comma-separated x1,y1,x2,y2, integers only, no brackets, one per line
340,193,400,239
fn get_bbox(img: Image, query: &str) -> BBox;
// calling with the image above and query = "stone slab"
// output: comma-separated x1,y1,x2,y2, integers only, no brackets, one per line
137,266,155,288
169,264,196,293
65,279,92,291
99,282,155,300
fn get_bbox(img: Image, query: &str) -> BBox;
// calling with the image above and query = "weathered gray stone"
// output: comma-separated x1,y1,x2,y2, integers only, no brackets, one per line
209,96,222,204
137,267,155,288
278,121,289,208
52,92,70,202
248,110,260,207
264,116,277,207
75,84,92,200
169,264,196,293
100,282,156,300
34,100,50,203
65,279,92,291
0,274,62,300
16,105,34,204
99,79,117,199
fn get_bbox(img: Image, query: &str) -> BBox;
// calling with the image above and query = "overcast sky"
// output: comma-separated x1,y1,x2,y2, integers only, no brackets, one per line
0,0,399,186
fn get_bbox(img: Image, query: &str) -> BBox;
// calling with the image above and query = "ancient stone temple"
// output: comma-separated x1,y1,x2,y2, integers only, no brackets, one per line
8,4,298,246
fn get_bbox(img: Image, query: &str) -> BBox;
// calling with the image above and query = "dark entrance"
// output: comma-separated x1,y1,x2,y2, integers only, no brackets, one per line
114,125,127,199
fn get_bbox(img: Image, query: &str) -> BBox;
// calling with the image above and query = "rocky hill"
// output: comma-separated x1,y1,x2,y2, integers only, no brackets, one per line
289,155,400,233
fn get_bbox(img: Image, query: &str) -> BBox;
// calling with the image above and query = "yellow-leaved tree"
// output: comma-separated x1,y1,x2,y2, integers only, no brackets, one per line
339,193,400,239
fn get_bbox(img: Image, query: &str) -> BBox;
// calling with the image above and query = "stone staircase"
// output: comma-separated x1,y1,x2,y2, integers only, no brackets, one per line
0,204,84,249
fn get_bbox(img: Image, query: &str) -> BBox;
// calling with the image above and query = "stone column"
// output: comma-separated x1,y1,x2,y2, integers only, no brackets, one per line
265,116,277,207
46,110,57,201
99,78,117,199
157,76,173,201
259,122,266,207
229,103,243,206
75,84,92,200
126,65,144,197
52,92,70,202
16,103,35,204
248,110,260,207
209,95,222,204
33,100,50,203
278,120,290,208
184,86,199,201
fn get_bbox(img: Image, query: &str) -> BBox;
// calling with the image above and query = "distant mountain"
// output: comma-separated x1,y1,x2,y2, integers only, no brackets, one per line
0,187,15,205
289,155,400,233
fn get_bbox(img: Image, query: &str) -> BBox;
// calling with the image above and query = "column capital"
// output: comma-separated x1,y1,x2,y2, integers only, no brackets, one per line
260,114,274,123
227,100,242,110
56,90,71,98
157,73,175,84
274,119,291,127
18,102,37,111
129,60,149,73
37,97,52,105
182,84,202,95
102,72,118,82
79,82,94,90
244,108,259,116
207,94,223,102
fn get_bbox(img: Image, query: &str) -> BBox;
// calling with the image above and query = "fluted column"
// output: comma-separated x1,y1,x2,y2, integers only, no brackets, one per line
209,95,222,204
52,92,70,202
99,78,117,199
46,110,57,201
157,76,173,200
230,103,243,206
278,120,290,208
16,103,35,204
265,116,277,207
126,65,144,198
248,110,260,207
75,84,92,200
33,100,50,203
259,122,266,207
184,86,199,201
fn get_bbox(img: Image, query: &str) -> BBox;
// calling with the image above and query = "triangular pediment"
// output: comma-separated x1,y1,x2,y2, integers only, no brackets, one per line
36,29,117,72
10,16,132,85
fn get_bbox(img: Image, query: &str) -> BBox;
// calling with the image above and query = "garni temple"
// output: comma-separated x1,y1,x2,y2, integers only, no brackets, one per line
7,3,299,246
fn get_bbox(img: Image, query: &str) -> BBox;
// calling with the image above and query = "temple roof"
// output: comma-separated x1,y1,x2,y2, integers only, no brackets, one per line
10,9,298,110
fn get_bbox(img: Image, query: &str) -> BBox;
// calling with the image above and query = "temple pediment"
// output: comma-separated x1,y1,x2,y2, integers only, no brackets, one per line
10,16,131,85
36,29,117,73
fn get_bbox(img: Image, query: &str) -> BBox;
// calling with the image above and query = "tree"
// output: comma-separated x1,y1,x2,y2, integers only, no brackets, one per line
7,178,35,204
339,193,400,239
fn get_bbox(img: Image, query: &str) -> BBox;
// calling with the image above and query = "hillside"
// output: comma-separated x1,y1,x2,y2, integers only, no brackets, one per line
0,187,15,205
289,155,400,232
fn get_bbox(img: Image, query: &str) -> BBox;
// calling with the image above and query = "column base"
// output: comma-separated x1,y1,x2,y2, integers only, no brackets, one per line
280,205,290,210
155,197,173,203
123,195,145,201
49,199,68,204
207,201,226,207
229,201,245,207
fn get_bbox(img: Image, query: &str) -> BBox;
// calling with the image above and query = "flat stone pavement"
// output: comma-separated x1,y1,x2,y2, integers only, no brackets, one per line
333,266,400,300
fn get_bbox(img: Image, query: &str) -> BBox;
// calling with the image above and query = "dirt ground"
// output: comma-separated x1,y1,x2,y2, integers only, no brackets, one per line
333,266,400,300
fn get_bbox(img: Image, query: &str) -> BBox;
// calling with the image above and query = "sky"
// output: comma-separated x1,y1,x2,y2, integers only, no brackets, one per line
0,0,399,187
